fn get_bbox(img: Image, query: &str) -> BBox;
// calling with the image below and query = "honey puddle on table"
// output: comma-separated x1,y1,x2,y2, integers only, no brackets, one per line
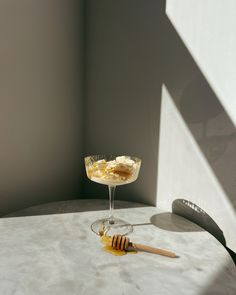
101,236,137,256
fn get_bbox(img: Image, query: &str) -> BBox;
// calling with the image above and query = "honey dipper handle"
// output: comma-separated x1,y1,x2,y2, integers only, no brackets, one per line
131,243,177,258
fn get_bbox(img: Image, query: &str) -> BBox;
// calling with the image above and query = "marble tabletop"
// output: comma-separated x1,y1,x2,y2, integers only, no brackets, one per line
0,199,235,295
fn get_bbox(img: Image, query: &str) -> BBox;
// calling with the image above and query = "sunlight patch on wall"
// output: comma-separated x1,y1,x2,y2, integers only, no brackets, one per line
166,0,236,126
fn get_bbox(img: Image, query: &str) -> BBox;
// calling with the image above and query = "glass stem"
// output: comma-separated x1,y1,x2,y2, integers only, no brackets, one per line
108,185,116,224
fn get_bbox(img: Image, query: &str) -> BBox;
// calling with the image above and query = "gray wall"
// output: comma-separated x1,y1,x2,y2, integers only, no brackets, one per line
0,0,84,215
83,0,164,204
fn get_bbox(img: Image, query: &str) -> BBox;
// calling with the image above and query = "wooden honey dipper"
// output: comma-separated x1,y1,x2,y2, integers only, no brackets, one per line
111,235,177,258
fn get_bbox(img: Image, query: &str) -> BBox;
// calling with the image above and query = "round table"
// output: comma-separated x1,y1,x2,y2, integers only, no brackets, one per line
1,199,235,295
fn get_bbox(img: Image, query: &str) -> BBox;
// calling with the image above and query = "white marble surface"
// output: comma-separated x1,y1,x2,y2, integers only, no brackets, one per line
0,200,235,295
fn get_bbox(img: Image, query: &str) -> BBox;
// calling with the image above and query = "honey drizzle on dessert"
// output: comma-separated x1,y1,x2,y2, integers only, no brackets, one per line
86,156,139,185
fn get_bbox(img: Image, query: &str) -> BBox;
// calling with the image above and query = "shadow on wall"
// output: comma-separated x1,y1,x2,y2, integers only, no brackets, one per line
162,17,236,213
83,0,236,212
161,13,236,267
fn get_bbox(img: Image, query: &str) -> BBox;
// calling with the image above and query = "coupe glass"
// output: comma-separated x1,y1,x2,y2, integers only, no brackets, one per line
84,155,141,236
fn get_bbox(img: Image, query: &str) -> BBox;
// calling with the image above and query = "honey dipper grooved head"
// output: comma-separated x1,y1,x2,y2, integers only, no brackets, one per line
112,235,130,250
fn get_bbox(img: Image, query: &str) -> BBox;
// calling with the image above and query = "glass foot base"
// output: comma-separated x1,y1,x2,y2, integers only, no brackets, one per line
91,218,133,236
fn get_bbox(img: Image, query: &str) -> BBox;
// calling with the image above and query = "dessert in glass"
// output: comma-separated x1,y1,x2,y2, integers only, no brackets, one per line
84,155,141,236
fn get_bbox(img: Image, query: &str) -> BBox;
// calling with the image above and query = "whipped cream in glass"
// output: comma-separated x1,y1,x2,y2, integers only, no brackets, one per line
86,156,141,186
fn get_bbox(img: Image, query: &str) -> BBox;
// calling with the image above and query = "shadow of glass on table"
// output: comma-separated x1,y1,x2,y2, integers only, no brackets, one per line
150,199,236,265
172,199,236,265
151,198,236,293
150,212,204,233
